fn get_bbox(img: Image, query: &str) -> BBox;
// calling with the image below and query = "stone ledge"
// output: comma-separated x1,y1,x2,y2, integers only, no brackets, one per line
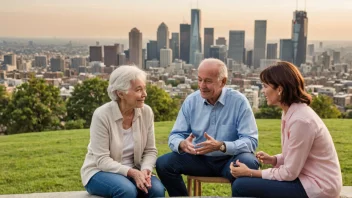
0,186,351,198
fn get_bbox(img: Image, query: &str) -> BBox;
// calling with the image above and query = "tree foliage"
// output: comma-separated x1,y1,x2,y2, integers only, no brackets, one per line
145,84,180,121
310,95,341,118
66,77,110,128
255,102,282,119
4,78,66,134
0,85,9,132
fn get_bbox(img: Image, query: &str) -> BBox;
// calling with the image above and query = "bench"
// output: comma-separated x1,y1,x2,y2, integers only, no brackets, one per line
187,176,231,196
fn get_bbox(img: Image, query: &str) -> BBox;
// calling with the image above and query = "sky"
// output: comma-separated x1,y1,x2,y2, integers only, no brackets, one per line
1,0,352,41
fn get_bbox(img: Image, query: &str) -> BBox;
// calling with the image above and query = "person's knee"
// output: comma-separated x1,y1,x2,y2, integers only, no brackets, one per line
232,177,249,196
238,153,259,170
149,181,165,197
156,153,172,172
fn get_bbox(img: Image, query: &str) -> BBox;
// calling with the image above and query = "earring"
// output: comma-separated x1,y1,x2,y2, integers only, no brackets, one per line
278,92,281,96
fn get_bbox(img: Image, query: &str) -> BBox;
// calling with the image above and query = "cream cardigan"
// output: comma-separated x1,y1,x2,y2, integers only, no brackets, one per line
80,101,157,186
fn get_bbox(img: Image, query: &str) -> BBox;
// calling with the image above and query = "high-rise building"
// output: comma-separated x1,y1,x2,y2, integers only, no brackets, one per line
333,51,341,64
89,46,103,62
292,11,308,67
117,53,126,66
209,45,227,63
104,45,118,67
157,22,169,60
190,9,202,65
308,44,315,56
280,39,293,63
170,33,180,61
228,31,245,64
246,50,253,67
71,57,86,69
114,43,124,54
266,43,278,59
34,55,47,67
319,42,323,49
129,28,143,68
216,37,226,46
194,52,204,68
4,54,16,66
204,28,214,58
253,20,267,68
147,40,158,60
50,56,65,72
160,48,172,68
180,24,191,63
142,49,146,69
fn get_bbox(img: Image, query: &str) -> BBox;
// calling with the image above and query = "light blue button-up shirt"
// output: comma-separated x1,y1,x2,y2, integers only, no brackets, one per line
168,88,258,156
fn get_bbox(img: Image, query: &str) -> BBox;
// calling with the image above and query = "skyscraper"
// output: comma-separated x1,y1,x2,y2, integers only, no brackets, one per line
204,28,214,58
308,44,315,56
228,31,245,64
266,43,278,59
292,11,308,67
190,9,202,65
89,46,103,62
104,45,118,67
246,50,253,67
216,37,226,46
180,24,191,63
129,28,143,68
160,48,172,68
253,20,267,68
34,55,47,67
170,33,180,61
4,54,16,66
147,40,158,60
280,39,293,63
157,22,169,60
50,56,65,72
209,45,227,63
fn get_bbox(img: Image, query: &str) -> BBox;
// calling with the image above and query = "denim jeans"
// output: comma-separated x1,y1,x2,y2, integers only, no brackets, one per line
232,177,309,198
85,171,165,198
156,152,259,197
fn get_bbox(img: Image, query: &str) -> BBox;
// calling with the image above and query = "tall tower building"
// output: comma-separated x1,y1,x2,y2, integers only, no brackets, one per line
157,22,169,60
170,33,180,61
308,44,315,56
292,11,308,67
246,50,253,67
160,48,172,68
209,45,227,63
147,40,158,60
89,46,103,62
280,39,293,63
204,28,214,58
266,43,278,59
190,9,202,65
180,24,191,63
228,31,245,64
129,28,143,68
216,37,227,46
104,45,118,67
34,55,47,67
253,20,267,68
50,56,65,72
4,54,16,66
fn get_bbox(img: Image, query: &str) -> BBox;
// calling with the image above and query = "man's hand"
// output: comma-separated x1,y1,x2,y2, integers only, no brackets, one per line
127,169,149,193
194,132,222,155
179,133,196,154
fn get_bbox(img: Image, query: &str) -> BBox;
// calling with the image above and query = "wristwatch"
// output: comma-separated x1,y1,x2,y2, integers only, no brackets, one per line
219,142,226,153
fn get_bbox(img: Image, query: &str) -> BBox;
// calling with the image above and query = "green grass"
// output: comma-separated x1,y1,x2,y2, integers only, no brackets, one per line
0,119,351,196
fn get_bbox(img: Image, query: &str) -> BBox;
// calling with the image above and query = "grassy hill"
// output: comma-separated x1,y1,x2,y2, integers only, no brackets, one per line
0,119,351,196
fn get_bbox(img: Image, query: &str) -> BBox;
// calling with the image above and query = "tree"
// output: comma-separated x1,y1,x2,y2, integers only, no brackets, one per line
145,84,180,121
255,102,282,119
310,95,341,118
0,85,10,132
66,77,110,128
4,78,66,134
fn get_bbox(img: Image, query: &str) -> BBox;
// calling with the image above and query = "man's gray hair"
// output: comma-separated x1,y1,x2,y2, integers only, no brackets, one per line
199,58,228,80
107,65,147,101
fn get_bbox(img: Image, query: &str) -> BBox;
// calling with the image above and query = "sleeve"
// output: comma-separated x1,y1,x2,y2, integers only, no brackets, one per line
262,119,315,181
168,98,192,153
274,153,284,167
140,108,158,172
224,98,259,155
90,110,131,176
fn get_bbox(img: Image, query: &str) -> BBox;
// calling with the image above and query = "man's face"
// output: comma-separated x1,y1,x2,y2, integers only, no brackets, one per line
197,63,226,105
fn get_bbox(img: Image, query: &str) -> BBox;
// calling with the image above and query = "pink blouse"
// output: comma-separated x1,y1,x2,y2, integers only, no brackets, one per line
261,103,342,198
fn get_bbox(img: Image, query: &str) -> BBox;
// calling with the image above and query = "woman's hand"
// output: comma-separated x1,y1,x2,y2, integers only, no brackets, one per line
127,169,149,193
229,160,251,178
141,169,152,189
256,151,277,166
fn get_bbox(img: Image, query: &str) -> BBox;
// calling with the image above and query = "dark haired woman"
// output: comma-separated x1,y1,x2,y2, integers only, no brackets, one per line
229,61,342,198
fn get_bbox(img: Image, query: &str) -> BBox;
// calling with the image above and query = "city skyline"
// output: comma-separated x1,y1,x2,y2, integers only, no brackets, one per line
1,0,352,40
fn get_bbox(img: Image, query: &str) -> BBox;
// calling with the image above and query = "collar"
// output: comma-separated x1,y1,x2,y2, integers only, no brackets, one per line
203,88,227,106
110,101,142,122
282,103,306,122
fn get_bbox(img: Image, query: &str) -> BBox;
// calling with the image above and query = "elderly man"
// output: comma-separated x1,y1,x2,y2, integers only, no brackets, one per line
156,58,259,196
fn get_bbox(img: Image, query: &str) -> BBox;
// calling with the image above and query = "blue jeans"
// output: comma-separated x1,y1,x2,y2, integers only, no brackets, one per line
85,171,165,198
156,152,259,196
232,177,308,198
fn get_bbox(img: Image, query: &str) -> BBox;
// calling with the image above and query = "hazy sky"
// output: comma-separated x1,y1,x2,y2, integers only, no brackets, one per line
1,0,352,40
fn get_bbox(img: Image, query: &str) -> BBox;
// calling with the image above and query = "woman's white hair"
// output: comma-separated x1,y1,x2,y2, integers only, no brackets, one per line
107,65,147,101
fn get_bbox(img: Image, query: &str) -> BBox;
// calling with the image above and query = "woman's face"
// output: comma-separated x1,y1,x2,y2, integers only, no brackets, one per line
122,79,147,109
261,83,281,106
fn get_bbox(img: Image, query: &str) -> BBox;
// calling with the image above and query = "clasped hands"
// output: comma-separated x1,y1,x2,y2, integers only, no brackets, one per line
128,168,152,193
179,132,222,155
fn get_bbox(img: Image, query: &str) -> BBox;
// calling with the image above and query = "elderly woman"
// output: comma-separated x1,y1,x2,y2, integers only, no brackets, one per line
81,65,165,198
230,61,342,198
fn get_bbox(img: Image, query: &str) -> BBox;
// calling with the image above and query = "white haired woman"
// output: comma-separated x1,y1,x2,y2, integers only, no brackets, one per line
81,65,165,198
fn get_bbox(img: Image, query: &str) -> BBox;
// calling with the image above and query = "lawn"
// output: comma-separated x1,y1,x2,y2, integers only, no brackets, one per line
0,119,351,196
